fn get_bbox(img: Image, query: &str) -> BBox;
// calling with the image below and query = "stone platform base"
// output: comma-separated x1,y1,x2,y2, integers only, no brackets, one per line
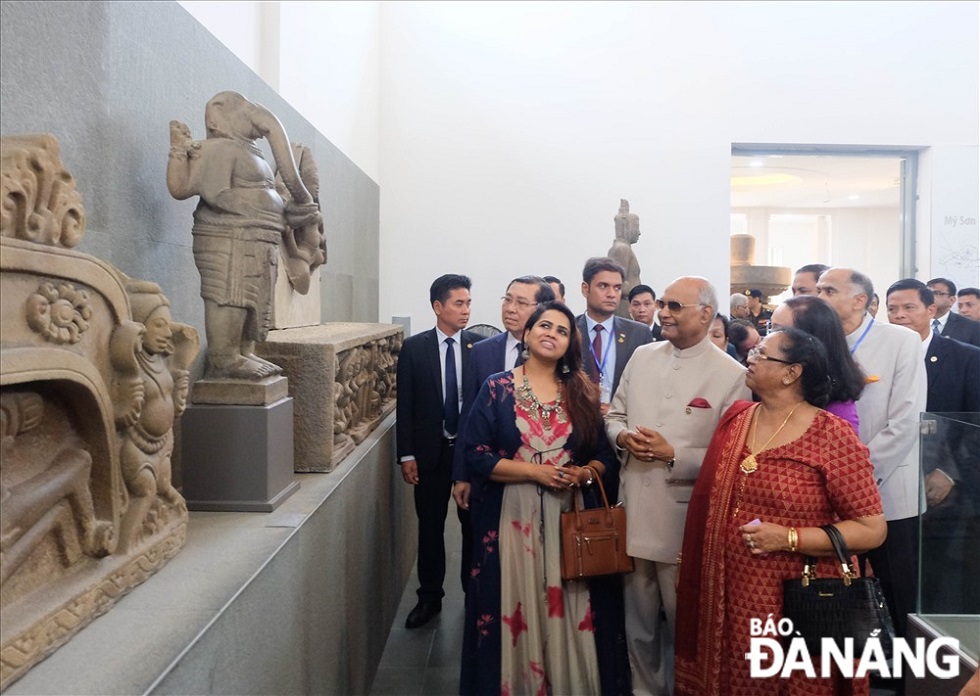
0,517,187,689
181,397,298,512
4,415,414,696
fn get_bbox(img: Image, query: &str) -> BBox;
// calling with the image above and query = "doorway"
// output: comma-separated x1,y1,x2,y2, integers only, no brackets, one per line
730,146,918,305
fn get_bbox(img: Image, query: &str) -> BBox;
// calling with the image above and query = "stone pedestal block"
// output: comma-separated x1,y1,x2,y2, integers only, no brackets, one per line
181,398,299,512
255,322,403,472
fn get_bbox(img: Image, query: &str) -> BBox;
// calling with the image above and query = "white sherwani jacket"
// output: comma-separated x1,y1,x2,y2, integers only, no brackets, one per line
604,336,750,563
847,313,927,521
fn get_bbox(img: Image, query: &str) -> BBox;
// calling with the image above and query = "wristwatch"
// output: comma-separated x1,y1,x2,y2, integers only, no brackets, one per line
662,456,675,470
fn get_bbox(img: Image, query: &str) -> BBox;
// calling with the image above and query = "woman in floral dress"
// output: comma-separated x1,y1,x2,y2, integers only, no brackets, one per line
460,301,617,695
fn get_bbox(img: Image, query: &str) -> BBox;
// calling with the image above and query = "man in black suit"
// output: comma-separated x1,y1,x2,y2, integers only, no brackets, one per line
543,275,565,304
927,277,980,347
396,274,481,628
450,276,554,579
577,257,652,499
628,283,664,341
886,278,980,615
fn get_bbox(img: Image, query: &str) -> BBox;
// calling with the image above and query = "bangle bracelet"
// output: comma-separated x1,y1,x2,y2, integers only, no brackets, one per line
788,527,799,553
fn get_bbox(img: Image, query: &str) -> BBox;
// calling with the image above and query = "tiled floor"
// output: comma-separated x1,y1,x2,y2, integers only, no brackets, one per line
368,502,900,696
371,502,466,696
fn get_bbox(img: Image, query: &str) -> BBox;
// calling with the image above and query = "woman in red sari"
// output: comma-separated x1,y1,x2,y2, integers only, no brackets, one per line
675,327,886,696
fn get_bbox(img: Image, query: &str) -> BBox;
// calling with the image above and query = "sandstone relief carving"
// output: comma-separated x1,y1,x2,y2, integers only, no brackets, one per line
607,199,643,318
167,91,324,381
254,323,402,472
1,134,197,690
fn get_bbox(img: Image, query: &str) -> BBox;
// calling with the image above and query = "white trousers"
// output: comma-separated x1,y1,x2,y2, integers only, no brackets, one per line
624,558,677,696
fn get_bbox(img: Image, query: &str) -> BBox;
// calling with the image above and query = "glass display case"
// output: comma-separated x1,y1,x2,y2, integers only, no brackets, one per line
910,412,979,694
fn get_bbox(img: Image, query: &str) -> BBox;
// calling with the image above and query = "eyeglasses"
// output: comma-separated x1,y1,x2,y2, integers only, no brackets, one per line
931,291,950,297
656,299,703,312
501,296,534,310
747,346,796,365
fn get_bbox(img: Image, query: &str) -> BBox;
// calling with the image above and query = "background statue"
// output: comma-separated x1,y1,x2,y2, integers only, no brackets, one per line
607,199,642,318
167,91,323,380
113,279,199,552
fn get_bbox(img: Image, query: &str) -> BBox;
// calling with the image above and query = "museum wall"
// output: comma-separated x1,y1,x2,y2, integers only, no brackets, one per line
0,0,382,380
172,1,977,332
376,2,978,331
178,0,382,182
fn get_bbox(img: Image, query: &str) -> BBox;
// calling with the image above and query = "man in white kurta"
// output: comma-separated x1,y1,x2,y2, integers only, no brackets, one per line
605,277,750,696
818,268,927,642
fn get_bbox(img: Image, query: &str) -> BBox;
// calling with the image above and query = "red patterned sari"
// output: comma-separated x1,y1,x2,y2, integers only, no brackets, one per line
675,402,882,696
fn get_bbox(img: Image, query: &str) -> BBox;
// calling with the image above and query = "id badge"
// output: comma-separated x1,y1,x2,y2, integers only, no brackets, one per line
600,381,611,404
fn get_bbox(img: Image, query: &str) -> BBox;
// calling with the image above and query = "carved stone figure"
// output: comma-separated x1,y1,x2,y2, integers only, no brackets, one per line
333,354,354,453
1,134,194,689
607,199,643,318
113,280,199,552
275,142,327,289
0,393,114,586
167,91,324,380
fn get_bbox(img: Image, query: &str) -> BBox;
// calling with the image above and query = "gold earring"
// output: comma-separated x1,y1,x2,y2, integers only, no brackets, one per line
782,378,791,385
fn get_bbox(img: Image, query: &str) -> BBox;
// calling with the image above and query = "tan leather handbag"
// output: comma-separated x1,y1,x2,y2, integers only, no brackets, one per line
560,466,635,580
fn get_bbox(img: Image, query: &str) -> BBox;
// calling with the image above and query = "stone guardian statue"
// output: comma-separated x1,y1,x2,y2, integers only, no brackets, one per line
607,199,643,319
167,91,324,380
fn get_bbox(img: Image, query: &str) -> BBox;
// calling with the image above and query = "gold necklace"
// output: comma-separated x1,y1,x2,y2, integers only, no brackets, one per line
740,402,803,474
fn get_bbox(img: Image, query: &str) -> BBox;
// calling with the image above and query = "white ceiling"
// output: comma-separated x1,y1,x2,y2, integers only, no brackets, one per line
731,154,903,209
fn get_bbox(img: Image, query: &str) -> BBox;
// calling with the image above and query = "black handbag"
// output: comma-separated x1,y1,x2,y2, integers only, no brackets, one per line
782,524,895,657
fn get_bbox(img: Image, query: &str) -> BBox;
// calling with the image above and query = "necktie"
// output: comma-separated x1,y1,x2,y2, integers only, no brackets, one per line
515,342,526,368
444,338,459,435
933,318,941,335
591,325,604,383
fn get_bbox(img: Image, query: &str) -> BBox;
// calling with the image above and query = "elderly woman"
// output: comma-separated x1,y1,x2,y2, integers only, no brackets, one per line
459,301,619,695
675,328,886,696
770,295,865,432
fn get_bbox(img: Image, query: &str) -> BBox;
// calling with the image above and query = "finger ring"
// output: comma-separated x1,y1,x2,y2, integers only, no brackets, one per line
748,539,755,549
558,471,565,478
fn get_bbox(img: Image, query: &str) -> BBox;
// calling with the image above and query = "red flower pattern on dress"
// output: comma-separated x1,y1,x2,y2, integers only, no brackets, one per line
511,520,532,537
476,613,494,638
547,586,564,618
529,661,549,696
502,602,529,647
578,605,595,633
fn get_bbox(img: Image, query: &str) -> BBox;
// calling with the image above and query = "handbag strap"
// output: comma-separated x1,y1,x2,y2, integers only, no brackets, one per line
820,524,857,583
798,525,857,586
570,465,612,516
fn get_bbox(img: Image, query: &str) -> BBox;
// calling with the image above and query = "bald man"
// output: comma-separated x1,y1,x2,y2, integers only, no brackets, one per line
816,267,927,644
605,276,750,695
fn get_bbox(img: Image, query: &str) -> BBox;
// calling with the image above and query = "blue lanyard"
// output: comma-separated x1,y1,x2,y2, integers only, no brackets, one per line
850,317,874,355
589,325,614,377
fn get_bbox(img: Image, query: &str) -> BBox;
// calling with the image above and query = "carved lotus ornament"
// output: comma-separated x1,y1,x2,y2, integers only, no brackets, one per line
26,281,92,344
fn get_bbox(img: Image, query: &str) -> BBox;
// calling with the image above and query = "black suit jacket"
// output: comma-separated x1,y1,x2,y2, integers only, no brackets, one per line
452,332,511,481
940,311,980,348
925,334,980,413
576,314,653,398
650,323,664,342
396,328,480,470
922,334,980,507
